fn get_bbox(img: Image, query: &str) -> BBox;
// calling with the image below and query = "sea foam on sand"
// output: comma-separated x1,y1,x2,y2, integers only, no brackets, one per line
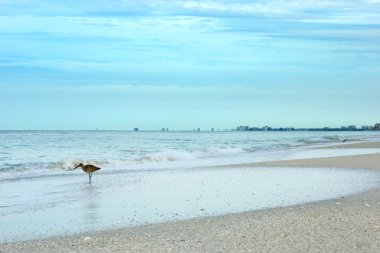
1,164,379,243
1,141,380,252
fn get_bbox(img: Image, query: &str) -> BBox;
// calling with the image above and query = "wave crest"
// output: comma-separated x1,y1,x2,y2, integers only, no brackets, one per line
298,135,362,145
136,147,244,163
43,146,246,170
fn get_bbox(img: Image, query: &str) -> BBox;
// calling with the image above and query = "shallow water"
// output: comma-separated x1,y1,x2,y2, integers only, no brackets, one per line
0,166,379,242
1,131,380,242
0,130,379,182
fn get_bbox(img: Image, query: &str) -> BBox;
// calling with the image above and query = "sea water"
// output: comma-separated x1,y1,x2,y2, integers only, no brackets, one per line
1,130,380,242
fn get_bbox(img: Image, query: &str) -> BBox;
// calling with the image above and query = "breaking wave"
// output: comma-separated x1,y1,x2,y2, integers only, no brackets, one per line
52,147,245,169
1,130,378,183
0,147,246,181
297,135,362,145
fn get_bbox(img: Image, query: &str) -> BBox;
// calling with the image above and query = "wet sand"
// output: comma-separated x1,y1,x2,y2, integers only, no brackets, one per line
1,141,380,253
316,141,380,149
239,153,380,171
233,141,380,170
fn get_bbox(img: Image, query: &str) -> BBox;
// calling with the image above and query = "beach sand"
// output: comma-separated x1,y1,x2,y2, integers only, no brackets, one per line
238,153,380,171
1,141,380,253
316,141,380,149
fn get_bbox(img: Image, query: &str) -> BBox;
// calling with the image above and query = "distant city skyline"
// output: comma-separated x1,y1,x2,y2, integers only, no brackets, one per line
1,122,379,131
1,1,380,130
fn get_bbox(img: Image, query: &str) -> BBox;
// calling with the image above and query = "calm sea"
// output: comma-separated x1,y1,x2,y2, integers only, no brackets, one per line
0,130,379,182
1,130,380,242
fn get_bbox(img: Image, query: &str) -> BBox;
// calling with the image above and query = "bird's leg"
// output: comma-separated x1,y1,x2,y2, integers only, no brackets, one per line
89,173,92,184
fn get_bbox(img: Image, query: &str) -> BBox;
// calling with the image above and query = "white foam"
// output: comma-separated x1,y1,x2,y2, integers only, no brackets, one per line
1,166,379,243
0,147,248,181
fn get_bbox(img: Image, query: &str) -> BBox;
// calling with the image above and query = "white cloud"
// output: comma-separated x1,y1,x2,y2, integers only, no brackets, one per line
177,0,356,15
165,0,380,25
300,12,380,25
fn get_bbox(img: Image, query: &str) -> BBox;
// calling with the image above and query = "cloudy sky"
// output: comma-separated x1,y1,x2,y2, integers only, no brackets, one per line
0,0,379,130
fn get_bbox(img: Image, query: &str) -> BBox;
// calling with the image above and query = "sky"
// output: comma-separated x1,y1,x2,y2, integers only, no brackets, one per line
0,0,379,130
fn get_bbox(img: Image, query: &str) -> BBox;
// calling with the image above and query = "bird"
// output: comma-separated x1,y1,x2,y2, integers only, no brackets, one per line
73,163,101,184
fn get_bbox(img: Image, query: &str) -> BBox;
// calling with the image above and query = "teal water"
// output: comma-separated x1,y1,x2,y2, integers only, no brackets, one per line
1,130,380,242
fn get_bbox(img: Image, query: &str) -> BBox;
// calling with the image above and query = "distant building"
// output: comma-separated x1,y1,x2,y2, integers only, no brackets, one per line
162,128,165,131
197,128,200,132
134,128,139,132
237,126,249,131
211,128,214,131
347,125,357,130
361,126,373,130
374,123,380,130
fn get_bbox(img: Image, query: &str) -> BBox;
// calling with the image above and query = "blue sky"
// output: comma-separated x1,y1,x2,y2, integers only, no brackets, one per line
0,0,379,130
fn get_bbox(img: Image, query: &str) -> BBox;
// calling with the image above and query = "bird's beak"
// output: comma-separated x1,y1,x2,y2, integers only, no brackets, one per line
73,165,80,170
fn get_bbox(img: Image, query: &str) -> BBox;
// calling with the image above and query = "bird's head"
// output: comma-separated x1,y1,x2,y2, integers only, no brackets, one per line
73,163,84,169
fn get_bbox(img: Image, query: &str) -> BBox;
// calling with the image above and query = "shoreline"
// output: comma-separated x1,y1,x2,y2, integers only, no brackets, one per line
233,153,380,171
1,141,380,252
314,141,380,149
227,140,380,171
2,188,379,253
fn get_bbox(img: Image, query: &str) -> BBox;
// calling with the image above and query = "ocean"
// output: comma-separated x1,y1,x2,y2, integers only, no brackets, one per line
1,130,379,181
1,130,380,242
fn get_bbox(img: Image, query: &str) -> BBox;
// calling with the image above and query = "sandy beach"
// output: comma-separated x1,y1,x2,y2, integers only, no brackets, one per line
316,141,380,149
2,0,380,251
1,141,380,253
